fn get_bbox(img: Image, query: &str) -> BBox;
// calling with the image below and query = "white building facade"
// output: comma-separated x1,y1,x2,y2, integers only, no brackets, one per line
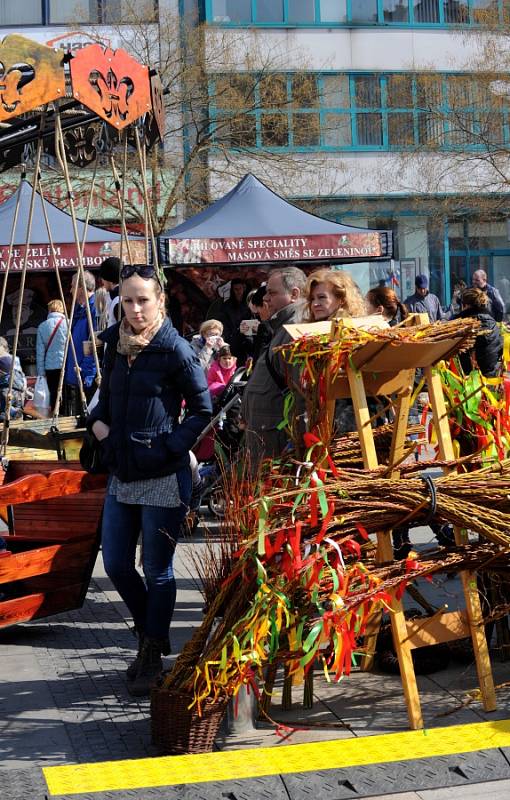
200,0,510,307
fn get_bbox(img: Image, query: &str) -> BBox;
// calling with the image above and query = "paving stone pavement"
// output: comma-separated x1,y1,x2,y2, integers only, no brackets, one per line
1,525,510,800
0,538,208,789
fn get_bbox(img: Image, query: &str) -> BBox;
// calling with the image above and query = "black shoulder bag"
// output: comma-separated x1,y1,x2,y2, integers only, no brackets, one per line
79,430,108,474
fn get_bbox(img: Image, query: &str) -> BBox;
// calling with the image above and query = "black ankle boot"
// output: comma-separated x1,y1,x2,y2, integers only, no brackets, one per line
127,637,165,697
126,629,145,682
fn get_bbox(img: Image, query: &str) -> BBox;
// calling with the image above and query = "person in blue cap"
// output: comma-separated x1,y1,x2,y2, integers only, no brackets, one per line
404,274,445,323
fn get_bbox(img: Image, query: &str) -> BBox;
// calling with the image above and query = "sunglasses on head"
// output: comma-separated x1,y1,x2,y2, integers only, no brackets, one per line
120,264,158,281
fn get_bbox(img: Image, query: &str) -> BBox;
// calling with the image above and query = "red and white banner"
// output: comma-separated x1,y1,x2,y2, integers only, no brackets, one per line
0,242,112,272
166,232,388,265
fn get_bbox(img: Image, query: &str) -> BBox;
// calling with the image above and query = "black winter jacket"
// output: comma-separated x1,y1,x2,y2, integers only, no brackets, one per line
457,309,503,377
88,318,212,482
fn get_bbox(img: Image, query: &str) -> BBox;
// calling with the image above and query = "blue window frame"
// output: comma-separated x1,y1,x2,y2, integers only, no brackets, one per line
206,0,502,25
3,0,159,25
209,70,506,153
0,0,43,25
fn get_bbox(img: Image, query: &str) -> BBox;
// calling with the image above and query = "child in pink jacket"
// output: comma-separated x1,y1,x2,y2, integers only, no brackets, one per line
207,345,237,401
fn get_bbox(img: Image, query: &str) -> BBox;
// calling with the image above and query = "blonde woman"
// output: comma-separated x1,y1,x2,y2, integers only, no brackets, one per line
190,319,225,371
36,299,68,410
305,269,368,435
306,268,366,321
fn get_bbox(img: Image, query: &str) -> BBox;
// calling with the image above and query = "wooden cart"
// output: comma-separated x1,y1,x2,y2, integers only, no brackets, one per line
0,462,106,628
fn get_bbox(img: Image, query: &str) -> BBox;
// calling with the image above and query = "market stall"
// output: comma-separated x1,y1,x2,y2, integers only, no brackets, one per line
159,173,394,330
0,180,121,366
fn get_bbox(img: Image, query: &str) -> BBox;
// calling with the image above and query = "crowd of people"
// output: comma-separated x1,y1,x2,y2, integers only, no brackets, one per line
0,258,506,695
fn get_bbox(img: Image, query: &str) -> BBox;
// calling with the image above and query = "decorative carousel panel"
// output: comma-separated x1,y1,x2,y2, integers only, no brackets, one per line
0,35,65,122
63,123,99,167
70,44,151,129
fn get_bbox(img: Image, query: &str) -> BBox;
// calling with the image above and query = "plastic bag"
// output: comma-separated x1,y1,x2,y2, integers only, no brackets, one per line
33,375,51,415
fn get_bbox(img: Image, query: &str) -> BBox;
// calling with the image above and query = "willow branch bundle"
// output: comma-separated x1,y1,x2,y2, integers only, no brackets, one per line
278,317,481,366
252,461,510,550
330,423,426,467
176,542,510,698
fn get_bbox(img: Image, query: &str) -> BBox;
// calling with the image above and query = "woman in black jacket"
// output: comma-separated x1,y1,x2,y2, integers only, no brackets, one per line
457,288,503,377
88,264,212,696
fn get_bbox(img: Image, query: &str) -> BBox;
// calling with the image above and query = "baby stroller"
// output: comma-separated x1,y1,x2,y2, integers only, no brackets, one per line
192,366,247,518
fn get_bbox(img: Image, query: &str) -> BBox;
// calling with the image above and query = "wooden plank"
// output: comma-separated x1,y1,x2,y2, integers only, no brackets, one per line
2,535,70,550
0,469,106,506
5,459,81,478
387,373,415,473
0,584,84,628
0,538,93,585
346,368,379,470
405,611,470,649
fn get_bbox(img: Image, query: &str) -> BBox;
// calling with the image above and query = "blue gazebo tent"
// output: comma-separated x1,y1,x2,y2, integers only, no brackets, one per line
159,174,392,267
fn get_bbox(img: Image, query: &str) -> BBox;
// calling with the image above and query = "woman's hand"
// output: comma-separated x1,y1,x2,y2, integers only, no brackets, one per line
206,335,224,350
92,420,110,441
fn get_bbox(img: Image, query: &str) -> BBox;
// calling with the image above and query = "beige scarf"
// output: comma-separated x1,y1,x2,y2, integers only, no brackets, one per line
117,312,165,364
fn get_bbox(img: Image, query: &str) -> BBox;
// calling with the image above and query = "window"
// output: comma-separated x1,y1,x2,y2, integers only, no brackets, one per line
322,114,352,146
293,113,320,145
261,113,289,146
257,0,284,22
413,0,439,21
387,75,413,108
351,0,378,21
207,1,507,27
210,70,503,153
288,0,315,23
353,76,383,146
354,76,381,108
384,1,409,22
471,0,499,23
357,113,383,145
0,0,41,24
216,114,257,148
322,75,350,108
443,0,468,21
215,75,257,111
388,112,415,144
292,74,319,107
320,0,347,21
211,0,251,22
49,0,157,23
260,74,288,108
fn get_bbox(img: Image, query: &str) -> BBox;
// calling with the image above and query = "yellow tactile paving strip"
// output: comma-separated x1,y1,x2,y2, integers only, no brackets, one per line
44,718,510,796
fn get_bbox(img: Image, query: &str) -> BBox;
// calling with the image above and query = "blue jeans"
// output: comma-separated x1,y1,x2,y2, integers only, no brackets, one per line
101,469,191,642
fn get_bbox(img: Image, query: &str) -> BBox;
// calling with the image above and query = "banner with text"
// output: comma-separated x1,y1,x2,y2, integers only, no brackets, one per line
0,242,113,272
166,232,389,265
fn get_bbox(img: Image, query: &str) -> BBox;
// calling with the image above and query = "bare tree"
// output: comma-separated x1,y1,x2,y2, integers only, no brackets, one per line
374,17,510,222
86,1,347,231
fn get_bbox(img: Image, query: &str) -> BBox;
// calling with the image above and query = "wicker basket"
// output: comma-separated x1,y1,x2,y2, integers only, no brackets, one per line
150,687,228,755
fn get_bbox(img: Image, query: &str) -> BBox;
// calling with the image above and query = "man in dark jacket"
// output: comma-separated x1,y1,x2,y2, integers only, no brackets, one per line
217,278,250,361
472,270,505,322
241,267,306,469
64,270,97,416
457,287,503,377
404,274,445,322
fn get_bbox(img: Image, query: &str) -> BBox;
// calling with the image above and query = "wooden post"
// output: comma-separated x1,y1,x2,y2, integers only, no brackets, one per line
347,365,424,730
425,366,497,712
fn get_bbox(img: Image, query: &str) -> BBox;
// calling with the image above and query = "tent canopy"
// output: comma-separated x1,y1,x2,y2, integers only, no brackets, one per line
160,173,392,266
0,180,120,245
